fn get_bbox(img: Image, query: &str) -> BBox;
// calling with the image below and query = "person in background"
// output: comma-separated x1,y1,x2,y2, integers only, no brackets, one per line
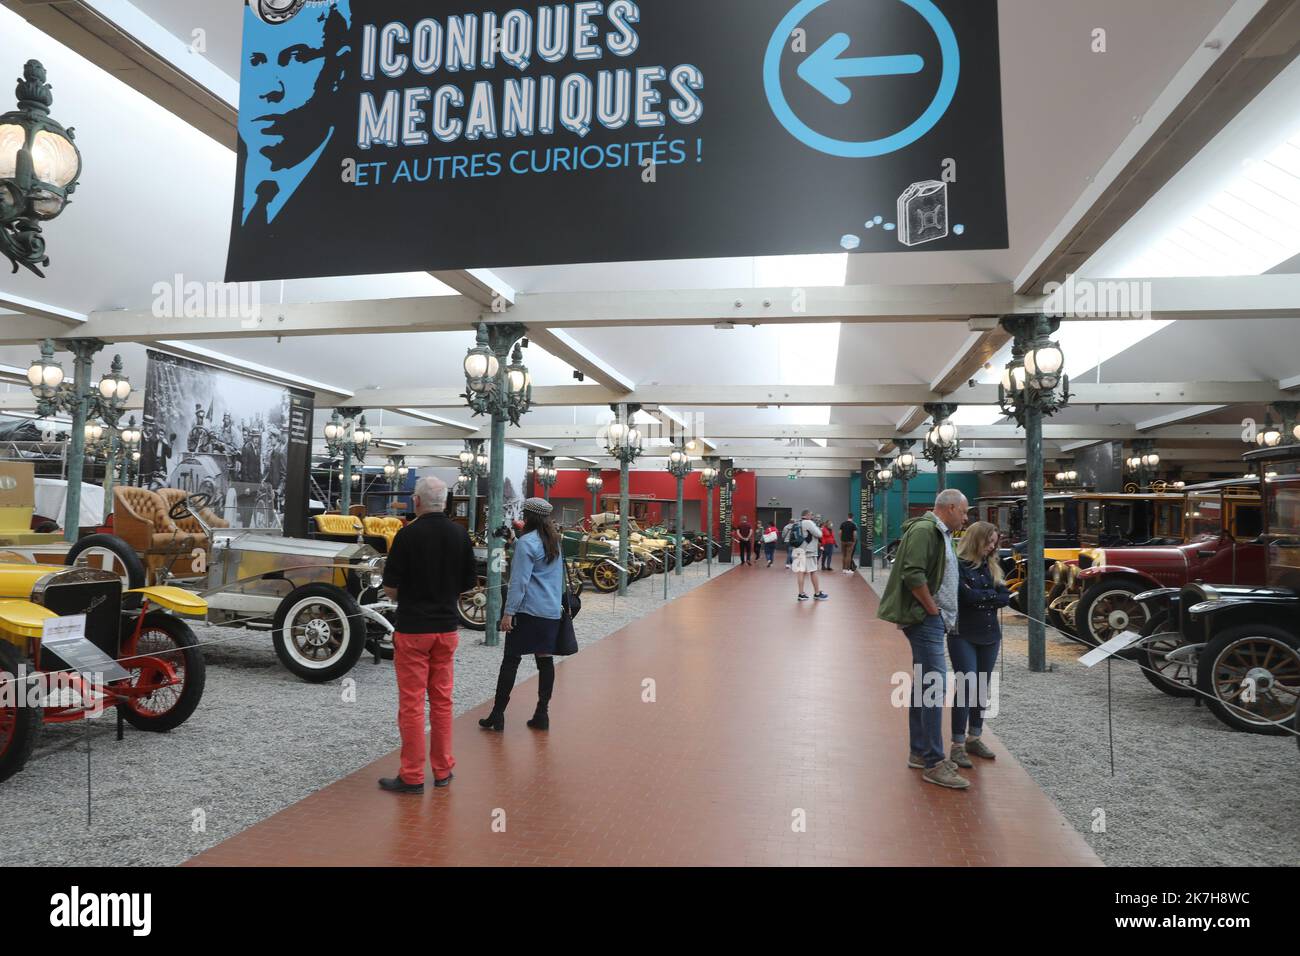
763,521,779,566
379,476,478,793
876,488,970,790
820,520,835,571
481,498,566,732
735,518,754,566
793,509,829,602
839,513,858,574
948,521,1010,768
782,516,797,569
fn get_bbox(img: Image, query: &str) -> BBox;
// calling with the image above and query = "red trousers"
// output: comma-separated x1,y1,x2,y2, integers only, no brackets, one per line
394,630,458,784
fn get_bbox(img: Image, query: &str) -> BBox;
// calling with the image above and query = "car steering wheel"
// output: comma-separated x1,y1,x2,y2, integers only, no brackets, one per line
169,492,213,521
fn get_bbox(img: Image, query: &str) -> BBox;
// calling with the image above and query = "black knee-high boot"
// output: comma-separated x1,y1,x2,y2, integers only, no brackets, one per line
479,654,521,731
529,657,555,730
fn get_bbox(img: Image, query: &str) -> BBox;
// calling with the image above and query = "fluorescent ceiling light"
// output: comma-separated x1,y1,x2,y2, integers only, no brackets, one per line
397,409,477,430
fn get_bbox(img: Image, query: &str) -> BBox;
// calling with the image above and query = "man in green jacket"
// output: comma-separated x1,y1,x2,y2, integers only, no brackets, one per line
878,488,970,789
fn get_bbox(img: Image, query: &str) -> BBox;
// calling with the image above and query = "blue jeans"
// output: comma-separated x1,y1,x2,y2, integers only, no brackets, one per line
785,546,794,567
764,542,775,562
947,635,1000,743
903,614,948,769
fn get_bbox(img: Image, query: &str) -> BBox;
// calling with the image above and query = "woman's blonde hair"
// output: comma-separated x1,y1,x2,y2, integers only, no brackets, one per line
956,520,1004,584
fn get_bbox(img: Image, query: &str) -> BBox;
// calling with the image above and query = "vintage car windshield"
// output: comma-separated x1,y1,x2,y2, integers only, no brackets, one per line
1045,504,1066,533
1266,477,1300,541
1084,501,1131,538
1185,492,1224,540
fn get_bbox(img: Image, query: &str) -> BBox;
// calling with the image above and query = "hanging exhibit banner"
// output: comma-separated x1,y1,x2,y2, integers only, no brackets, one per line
141,351,314,536
227,0,1007,281
718,460,734,563
859,461,874,566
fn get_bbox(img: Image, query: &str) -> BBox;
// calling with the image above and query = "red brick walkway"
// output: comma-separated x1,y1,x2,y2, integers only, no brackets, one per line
189,566,1100,867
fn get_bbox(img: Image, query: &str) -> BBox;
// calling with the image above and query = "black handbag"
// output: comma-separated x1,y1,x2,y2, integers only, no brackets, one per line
562,583,581,619
553,583,580,656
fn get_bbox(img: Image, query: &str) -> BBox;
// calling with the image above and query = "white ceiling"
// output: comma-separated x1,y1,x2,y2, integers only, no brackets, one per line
0,0,1295,472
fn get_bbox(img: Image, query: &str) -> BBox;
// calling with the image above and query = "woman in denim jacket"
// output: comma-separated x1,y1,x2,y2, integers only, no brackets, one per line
948,521,1011,768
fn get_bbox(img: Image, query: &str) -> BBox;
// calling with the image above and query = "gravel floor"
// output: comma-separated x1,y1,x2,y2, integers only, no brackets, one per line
0,561,733,867
863,567,1300,867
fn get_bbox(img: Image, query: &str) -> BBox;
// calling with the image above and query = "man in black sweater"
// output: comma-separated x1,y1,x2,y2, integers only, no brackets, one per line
378,476,478,793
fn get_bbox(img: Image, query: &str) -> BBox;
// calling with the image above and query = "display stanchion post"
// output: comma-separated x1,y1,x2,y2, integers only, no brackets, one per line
618,454,630,596
485,410,506,646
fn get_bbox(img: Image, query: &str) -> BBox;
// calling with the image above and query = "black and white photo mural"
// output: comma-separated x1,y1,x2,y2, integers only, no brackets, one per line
140,350,315,532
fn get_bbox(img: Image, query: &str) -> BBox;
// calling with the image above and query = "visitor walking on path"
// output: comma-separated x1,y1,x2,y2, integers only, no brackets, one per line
877,488,970,790
793,509,829,602
839,513,858,574
379,476,478,794
820,520,835,571
763,522,778,565
948,521,1010,769
480,498,570,733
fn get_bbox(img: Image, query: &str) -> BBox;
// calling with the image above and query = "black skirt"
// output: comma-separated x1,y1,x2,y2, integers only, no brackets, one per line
505,612,562,657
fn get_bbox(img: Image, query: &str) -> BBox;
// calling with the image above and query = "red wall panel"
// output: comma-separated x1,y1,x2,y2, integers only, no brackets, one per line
545,468,757,534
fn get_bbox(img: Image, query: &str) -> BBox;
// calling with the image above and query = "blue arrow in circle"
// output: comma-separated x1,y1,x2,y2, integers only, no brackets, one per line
797,32,925,105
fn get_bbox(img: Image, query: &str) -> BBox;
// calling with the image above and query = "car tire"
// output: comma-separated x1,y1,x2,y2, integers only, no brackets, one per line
120,611,206,732
456,579,488,632
272,584,367,683
1076,581,1151,648
1197,624,1300,735
1135,611,1197,698
590,561,620,593
0,641,40,783
359,586,395,660
65,534,146,591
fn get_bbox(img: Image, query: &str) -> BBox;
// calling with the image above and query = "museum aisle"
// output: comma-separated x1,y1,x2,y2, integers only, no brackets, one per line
188,566,1099,868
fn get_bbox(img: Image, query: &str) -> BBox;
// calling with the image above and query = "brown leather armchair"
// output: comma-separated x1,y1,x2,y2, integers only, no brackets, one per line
157,488,230,533
113,486,207,581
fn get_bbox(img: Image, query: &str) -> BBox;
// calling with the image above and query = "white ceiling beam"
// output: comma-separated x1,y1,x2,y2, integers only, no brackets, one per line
0,274,1288,348
151,341,354,400
1279,373,1300,390
1136,404,1228,431
1016,0,1300,293
428,269,515,308
0,0,238,147
0,294,85,325
329,381,1296,410
525,327,635,393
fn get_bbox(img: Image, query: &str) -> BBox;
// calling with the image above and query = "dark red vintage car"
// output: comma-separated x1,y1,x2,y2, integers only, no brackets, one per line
1069,479,1265,655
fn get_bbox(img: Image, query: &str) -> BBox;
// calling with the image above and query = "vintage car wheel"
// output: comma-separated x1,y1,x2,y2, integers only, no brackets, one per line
1197,624,1300,735
590,561,620,593
0,641,40,783
120,612,206,732
272,584,368,683
457,580,488,632
1136,611,1197,698
359,586,395,660
1076,582,1150,648
66,534,146,590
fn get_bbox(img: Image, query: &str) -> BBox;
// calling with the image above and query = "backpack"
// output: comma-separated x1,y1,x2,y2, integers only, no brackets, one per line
785,522,802,546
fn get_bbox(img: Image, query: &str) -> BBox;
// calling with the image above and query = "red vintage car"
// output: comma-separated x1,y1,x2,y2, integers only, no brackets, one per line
1070,479,1266,653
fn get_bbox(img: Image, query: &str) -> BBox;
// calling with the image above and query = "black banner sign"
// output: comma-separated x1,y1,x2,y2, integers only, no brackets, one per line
719,460,734,563
860,460,874,566
227,0,1007,280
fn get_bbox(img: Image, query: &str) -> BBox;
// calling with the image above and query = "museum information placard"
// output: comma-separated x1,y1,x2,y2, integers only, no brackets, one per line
227,0,1007,280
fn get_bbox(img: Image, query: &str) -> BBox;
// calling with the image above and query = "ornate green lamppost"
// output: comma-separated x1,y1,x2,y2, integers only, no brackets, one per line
666,441,693,576
29,339,130,541
0,61,82,277
604,403,644,595
462,322,533,646
457,439,489,535
100,413,141,516
870,459,894,568
585,468,603,517
535,456,558,500
323,408,370,512
923,403,960,492
1125,442,1160,492
699,458,724,576
999,314,1071,673
892,439,918,527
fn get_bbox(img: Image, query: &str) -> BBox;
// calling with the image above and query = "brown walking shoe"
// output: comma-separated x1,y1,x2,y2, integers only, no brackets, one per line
921,761,970,790
966,737,996,760
949,743,973,769
907,752,925,769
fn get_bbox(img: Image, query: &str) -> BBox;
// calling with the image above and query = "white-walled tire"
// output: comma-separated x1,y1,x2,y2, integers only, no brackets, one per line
272,584,367,683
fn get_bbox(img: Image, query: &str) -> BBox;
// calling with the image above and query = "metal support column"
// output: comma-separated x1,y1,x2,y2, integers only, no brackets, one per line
485,411,507,646
467,475,479,535
618,454,630,595
340,451,353,513
62,343,99,542
675,472,684,575
1025,401,1047,673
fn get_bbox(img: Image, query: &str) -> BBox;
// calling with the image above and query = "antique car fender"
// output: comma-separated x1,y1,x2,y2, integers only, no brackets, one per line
1188,590,1300,633
126,585,209,617
1076,564,1161,590
0,598,57,641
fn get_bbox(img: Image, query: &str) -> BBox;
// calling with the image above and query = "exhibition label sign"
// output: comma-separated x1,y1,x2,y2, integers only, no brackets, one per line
226,0,1007,281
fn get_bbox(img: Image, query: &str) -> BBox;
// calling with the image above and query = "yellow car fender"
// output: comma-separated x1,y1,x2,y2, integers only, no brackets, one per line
0,599,58,643
127,586,209,617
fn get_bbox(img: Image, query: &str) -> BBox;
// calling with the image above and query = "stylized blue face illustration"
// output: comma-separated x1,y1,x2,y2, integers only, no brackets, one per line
240,0,351,171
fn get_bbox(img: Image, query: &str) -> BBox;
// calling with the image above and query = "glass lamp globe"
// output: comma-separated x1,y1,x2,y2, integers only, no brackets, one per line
324,418,341,442
475,453,489,471
627,428,642,449
1143,453,1160,468
458,450,474,468
1025,343,1064,389
608,422,626,445
879,469,893,483
1258,427,1282,448
668,450,685,466
27,356,63,393
898,452,915,469
507,367,528,395
384,463,396,478
1001,363,1027,392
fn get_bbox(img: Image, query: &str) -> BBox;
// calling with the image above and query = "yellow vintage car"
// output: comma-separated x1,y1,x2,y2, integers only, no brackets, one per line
0,556,207,783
